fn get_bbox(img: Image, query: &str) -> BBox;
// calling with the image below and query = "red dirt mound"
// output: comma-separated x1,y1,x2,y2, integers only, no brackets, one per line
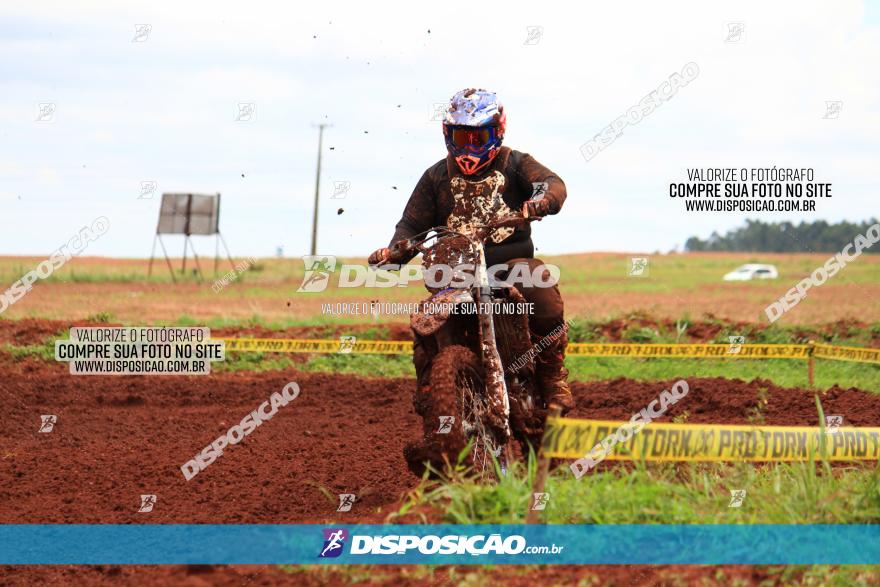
0,317,125,346
2,357,878,585
574,376,880,427
3,359,879,526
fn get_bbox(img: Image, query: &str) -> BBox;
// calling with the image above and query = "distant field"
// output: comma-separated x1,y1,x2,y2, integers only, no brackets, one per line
0,252,878,324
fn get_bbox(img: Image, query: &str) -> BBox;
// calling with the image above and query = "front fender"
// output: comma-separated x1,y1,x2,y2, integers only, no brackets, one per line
411,289,474,337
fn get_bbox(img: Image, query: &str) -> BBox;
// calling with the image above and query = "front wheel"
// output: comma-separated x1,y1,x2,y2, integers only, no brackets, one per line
406,345,508,479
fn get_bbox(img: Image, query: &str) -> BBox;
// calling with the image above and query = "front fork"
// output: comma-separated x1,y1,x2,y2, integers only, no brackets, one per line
474,243,511,441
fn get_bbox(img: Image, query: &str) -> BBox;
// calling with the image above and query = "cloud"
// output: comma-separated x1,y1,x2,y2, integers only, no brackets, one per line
0,0,877,256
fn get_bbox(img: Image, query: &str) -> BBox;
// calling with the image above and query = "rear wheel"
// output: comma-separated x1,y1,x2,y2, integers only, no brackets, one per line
406,345,507,479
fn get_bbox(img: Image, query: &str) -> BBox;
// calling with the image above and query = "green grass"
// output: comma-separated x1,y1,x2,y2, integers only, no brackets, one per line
367,443,880,584
567,357,880,393
3,251,878,295
554,251,880,293
274,564,880,586
2,340,57,362
779,566,880,586
298,353,413,378
394,454,880,525
0,258,258,286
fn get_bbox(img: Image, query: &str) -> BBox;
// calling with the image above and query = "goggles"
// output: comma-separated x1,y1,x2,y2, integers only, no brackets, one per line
448,126,497,152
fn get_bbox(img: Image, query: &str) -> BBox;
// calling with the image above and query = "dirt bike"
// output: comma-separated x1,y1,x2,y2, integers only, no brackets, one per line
374,214,548,479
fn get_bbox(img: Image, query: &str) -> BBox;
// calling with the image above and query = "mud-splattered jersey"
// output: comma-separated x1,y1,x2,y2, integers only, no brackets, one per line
388,147,567,267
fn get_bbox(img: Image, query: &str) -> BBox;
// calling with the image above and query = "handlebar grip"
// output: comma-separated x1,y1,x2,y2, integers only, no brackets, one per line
386,239,414,262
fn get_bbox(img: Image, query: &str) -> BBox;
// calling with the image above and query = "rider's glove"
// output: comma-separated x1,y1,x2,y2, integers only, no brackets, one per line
368,247,390,266
523,198,551,218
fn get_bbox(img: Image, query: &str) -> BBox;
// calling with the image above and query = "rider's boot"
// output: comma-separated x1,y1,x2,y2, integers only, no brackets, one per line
533,327,575,415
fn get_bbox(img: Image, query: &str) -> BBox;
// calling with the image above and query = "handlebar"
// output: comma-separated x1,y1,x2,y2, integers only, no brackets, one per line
388,238,414,259
371,213,537,267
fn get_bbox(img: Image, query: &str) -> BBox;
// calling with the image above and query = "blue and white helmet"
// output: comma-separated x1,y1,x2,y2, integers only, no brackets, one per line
442,89,506,175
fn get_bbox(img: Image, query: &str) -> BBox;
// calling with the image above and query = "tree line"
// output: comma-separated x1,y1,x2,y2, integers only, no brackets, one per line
685,219,879,253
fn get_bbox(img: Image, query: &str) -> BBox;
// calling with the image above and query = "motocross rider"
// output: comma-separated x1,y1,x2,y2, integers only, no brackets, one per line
368,88,574,414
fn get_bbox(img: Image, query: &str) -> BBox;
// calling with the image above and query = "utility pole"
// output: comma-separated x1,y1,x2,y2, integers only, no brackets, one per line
310,123,331,256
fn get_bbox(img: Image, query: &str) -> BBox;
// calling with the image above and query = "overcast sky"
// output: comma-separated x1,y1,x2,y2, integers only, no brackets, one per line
1,1,878,258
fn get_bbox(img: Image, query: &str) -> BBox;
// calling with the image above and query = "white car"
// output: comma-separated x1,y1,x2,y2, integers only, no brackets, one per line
723,264,779,281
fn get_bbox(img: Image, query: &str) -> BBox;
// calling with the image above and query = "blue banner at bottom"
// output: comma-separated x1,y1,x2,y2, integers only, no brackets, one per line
1,524,877,565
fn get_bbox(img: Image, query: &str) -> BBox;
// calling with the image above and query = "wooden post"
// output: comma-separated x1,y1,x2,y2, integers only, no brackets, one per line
156,234,177,284
182,194,193,274
148,234,158,277
310,124,330,256
214,193,221,276
526,406,561,524
187,236,204,282
181,235,188,274
808,341,815,388
218,233,236,272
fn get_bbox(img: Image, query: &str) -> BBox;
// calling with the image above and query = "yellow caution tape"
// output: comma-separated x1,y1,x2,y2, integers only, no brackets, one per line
215,338,878,364
219,338,413,354
813,343,880,365
566,343,810,359
541,417,880,461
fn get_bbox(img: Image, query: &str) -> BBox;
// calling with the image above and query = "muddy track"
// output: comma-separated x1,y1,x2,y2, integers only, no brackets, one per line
3,360,879,526
1,366,416,524
2,348,880,585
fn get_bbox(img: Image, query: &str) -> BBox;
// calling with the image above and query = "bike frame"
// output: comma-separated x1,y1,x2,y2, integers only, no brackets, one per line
472,240,511,439
382,214,535,450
